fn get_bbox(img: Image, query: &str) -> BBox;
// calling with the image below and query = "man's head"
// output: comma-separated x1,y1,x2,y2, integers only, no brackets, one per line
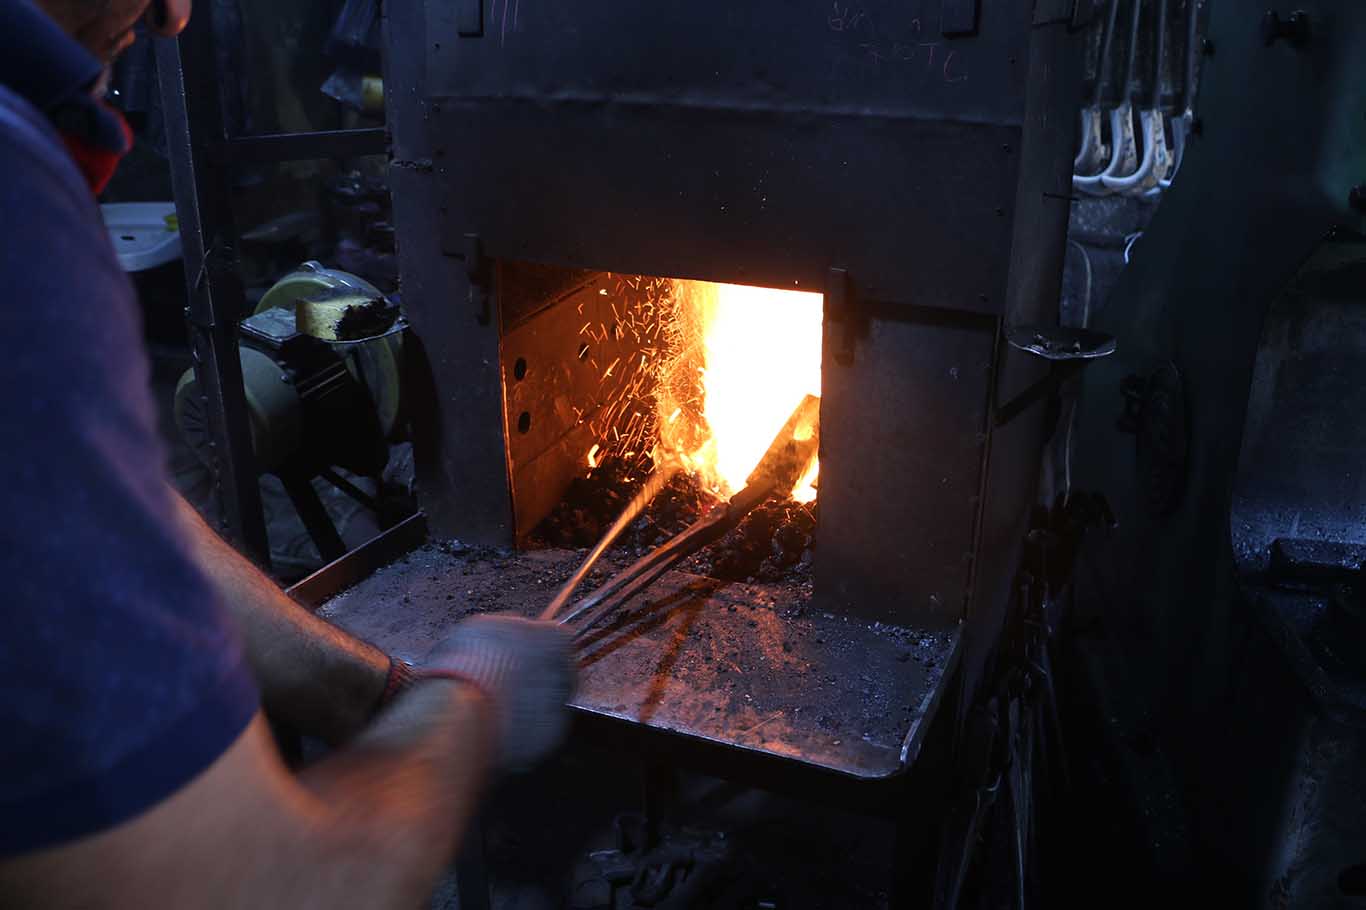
35,0,191,64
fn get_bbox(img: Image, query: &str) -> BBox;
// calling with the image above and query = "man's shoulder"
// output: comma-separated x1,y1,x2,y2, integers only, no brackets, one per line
0,81,260,856
0,83,130,344
0,83,95,214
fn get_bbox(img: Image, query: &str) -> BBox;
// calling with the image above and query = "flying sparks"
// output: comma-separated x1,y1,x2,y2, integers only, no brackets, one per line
656,280,823,501
571,273,822,504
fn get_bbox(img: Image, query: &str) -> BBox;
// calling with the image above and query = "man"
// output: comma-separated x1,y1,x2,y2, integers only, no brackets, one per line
0,0,576,905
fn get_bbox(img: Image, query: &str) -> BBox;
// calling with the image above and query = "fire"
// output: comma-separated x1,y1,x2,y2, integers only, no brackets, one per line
658,280,823,502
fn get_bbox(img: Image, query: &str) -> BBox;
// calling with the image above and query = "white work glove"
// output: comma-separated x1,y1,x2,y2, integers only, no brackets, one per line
421,615,576,773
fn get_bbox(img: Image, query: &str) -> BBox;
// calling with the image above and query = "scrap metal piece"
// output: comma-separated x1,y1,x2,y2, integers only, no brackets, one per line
742,393,821,491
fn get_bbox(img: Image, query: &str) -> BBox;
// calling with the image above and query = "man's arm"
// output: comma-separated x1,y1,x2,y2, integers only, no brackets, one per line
0,690,492,909
172,493,391,745
0,614,576,909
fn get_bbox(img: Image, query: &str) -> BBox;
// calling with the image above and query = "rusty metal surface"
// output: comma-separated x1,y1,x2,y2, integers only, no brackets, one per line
319,543,958,780
501,271,663,540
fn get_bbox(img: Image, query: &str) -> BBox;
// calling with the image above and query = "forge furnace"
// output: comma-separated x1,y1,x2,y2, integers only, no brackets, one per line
305,2,1089,902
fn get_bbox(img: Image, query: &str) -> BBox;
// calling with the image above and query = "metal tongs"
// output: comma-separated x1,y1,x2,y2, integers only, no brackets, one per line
1148,0,1201,196
1076,0,1197,198
540,395,821,639
1074,0,1138,194
1073,0,1123,180
1101,0,1171,194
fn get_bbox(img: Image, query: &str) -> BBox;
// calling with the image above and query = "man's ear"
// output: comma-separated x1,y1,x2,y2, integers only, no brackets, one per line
145,0,191,36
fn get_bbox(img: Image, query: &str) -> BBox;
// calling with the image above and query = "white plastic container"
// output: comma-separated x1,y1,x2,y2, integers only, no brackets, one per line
101,202,182,272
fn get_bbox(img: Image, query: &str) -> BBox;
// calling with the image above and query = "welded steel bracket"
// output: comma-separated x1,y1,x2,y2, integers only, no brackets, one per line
825,267,860,366
436,226,491,324
942,0,980,36
1033,0,1094,28
994,325,1115,427
457,0,483,37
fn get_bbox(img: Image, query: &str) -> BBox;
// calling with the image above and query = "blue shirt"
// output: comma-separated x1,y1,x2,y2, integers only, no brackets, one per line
0,0,258,856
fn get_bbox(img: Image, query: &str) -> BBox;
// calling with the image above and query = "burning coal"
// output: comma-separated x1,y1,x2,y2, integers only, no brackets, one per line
557,272,824,535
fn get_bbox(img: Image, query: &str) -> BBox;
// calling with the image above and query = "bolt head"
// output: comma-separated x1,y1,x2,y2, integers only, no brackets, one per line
1350,185,1366,213
1261,10,1281,45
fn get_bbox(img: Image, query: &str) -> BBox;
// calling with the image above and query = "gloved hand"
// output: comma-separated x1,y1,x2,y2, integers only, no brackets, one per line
420,615,577,772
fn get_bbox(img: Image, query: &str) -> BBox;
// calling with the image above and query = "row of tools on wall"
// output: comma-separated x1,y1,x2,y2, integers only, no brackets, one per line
1073,0,1206,198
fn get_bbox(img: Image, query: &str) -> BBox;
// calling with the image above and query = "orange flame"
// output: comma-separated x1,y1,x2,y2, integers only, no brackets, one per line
657,280,823,502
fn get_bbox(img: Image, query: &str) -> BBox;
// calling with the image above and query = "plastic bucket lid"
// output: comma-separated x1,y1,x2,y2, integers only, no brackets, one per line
101,202,182,272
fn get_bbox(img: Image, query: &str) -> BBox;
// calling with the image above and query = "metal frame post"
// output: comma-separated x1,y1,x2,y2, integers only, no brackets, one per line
155,19,271,566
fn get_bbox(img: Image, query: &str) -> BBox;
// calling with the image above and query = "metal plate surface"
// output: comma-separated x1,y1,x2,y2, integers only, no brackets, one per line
816,305,996,626
415,0,1043,311
500,270,667,539
426,1,1025,120
319,544,959,780
386,0,515,544
1231,237,1366,574
435,106,1020,312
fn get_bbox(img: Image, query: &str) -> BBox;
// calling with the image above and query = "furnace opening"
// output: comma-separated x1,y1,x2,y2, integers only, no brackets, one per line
500,265,823,582
655,279,823,504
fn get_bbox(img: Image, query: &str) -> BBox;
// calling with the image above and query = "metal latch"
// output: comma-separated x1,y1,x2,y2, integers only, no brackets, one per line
458,0,482,37
1033,0,1093,28
942,0,979,36
464,234,491,325
825,268,861,366
440,226,492,325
